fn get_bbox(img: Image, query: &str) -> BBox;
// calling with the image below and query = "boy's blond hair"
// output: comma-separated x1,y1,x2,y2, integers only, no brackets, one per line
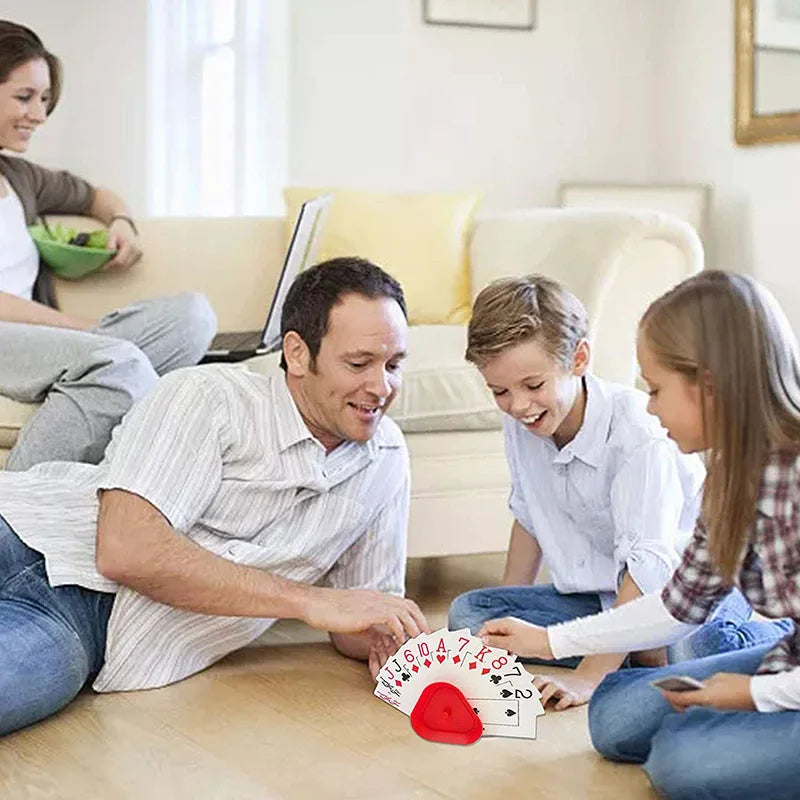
466,275,588,368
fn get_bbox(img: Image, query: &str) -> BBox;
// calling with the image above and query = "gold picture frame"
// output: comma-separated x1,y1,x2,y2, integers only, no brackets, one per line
735,0,800,145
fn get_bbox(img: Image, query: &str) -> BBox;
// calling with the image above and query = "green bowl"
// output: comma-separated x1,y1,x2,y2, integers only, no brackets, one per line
28,224,116,279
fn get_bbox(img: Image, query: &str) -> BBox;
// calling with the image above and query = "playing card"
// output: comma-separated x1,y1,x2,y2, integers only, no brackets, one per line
373,627,545,740
467,696,539,739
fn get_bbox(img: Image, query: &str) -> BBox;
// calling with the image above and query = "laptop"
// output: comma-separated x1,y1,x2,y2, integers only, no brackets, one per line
202,195,332,363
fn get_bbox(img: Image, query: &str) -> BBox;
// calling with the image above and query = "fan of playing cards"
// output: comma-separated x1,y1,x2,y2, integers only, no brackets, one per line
374,627,545,742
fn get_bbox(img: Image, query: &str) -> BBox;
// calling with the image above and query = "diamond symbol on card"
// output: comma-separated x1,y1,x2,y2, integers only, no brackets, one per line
395,680,402,686
453,655,461,664
468,662,477,670
412,664,419,673
482,668,490,675
437,655,446,664
424,659,432,668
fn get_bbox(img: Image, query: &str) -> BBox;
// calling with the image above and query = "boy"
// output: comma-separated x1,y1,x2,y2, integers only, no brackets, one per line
448,275,790,710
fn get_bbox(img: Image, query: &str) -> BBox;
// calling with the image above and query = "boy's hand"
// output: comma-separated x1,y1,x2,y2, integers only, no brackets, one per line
304,587,430,643
660,672,756,713
478,617,554,660
533,672,599,711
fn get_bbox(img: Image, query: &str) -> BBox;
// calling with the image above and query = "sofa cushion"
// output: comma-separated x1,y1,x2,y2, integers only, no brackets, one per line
245,325,501,433
0,395,35,449
284,187,480,326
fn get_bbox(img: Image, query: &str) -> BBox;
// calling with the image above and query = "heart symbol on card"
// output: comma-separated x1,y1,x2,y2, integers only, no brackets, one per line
437,654,446,664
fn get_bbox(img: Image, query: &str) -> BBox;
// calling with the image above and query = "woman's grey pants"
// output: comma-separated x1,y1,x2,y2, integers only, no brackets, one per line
0,292,216,470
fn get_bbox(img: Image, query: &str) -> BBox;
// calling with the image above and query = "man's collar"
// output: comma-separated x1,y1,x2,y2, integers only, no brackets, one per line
554,373,612,468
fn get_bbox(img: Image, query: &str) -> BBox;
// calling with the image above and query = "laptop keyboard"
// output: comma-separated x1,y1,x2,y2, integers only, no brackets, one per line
210,330,262,351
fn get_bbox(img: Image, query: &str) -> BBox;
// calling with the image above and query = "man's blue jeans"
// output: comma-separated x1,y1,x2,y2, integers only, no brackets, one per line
589,646,800,799
0,514,113,736
448,584,793,668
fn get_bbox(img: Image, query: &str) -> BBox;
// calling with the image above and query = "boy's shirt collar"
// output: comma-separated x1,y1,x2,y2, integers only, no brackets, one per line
552,373,612,468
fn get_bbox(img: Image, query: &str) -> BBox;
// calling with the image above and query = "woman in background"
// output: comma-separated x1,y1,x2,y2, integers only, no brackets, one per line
0,20,216,470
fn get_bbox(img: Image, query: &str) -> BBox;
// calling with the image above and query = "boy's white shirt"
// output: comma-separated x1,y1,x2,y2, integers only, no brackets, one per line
504,372,705,607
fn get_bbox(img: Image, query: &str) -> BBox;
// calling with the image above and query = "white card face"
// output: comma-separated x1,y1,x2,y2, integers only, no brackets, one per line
467,696,539,739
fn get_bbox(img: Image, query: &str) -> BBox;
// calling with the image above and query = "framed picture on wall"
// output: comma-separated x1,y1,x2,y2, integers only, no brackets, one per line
559,183,712,243
423,0,536,31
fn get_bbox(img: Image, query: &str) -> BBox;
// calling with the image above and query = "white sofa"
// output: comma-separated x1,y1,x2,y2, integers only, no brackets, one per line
0,208,703,558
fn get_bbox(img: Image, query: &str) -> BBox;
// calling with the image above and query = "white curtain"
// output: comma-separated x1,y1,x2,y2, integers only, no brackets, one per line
147,0,288,216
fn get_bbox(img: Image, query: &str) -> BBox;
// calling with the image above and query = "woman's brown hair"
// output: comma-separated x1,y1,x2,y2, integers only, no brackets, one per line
0,20,61,114
640,270,800,582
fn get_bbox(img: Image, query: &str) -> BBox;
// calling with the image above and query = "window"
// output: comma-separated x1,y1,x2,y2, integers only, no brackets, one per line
148,0,288,216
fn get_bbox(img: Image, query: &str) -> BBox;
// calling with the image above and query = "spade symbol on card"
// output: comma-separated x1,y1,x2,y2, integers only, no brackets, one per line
501,689,512,698
505,709,516,717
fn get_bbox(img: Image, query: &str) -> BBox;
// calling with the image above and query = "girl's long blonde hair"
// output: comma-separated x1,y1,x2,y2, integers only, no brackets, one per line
640,271,800,582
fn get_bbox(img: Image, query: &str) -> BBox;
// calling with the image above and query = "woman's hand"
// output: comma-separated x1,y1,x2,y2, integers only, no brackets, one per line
104,218,142,271
659,672,756,713
478,617,554,660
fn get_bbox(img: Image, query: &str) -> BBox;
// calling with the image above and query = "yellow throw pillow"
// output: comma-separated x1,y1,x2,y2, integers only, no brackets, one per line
284,187,481,325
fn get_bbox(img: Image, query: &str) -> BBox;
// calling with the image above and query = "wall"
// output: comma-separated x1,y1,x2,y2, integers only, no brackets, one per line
288,0,653,209
5,0,149,211
5,0,653,215
650,0,800,333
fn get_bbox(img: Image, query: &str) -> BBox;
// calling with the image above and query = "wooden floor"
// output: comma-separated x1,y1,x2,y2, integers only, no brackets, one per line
0,555,656,800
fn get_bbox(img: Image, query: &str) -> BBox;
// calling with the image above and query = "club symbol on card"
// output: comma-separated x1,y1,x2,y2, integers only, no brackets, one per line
490,675,502,684
437,655,446,664
402,672,411,681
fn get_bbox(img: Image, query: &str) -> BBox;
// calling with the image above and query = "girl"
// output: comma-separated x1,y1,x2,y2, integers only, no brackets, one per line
479,271,800,799
0,21,216,470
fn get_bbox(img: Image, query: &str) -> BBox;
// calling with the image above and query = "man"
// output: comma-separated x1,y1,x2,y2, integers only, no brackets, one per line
0,256,428,736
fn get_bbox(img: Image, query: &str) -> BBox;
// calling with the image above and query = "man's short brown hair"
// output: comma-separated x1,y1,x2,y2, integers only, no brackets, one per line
466,275,589,367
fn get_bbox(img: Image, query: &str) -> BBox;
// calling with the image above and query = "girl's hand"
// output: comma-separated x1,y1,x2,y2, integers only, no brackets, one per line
660,672,756,713
533,672,598,711
478,617,554,660
104,218,142,271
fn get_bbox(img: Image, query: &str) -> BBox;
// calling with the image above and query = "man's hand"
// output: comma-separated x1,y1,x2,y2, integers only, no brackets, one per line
478,617,554,660
533,672,599,711
304,587,430,643
660,672,756,713
368,631,399,679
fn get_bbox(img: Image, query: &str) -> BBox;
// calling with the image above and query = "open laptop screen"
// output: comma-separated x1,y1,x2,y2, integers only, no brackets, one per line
259,194,332,352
